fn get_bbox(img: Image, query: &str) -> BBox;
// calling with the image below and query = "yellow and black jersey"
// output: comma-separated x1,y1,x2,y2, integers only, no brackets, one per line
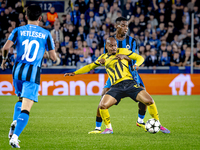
74,48,144,85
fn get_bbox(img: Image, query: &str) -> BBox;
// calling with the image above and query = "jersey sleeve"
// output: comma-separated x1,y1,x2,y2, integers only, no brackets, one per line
74,54,106,75
94,53,106,66
120,48,144,66
8,28,18,44
74,63,99,75
46,32,55,51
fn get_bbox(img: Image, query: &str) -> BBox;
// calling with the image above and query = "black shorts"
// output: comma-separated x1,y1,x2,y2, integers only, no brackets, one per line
106,80,144,105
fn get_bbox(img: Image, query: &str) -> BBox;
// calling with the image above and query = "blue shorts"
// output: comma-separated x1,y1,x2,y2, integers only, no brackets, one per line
13,79,39,102
104,72,145,89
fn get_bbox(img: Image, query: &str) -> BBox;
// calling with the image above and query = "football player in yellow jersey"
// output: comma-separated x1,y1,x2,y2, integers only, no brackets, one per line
64,37,167,134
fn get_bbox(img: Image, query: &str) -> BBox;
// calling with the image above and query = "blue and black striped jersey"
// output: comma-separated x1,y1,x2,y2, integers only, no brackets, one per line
9,24,55,84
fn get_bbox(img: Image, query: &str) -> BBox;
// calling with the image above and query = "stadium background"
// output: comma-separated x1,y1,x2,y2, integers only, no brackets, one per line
0,0,200,95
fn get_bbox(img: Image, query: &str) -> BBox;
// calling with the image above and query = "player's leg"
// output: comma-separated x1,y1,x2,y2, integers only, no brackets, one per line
134,74,148,131
88,78,111,134
8,97,22,139
136,90,170,133
99,94,117,134
9,79,23,139
9,81,39,148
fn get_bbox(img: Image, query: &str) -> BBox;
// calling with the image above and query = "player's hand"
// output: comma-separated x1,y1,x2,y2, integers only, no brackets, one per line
64,72,75,77
133,64,139,71
98,59,105,64
116,54,126,60
1,59,7,70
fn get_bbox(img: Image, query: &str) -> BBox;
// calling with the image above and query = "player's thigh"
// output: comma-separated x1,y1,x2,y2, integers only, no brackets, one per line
13,79,23,97
21,98,34,112
136,90,154,105
99,94,117,109
101,88,110,97
21,81,39,102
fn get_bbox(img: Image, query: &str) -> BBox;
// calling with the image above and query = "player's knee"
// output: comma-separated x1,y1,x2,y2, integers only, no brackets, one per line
145,97,154,105
99,102,108,109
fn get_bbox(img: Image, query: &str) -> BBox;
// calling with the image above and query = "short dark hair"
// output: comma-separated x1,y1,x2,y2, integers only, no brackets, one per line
115,17,128,23
27,5,42,21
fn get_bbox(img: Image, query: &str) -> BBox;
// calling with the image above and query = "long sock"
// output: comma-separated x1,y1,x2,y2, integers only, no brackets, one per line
14,110,29,137
95,116,102,130
138,109,146,123
13,101,22,121
148,102,159,120
99,108,112,129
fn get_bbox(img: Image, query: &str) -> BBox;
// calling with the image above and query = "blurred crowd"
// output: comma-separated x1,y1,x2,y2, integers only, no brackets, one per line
0,0,200,73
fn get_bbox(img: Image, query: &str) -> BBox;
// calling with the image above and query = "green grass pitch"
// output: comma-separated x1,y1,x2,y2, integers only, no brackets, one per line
0,95,200,150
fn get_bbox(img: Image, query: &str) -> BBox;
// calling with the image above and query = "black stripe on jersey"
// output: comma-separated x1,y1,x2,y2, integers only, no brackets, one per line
107,71,114,84
35,67,41,84
115,65,122,79
94,62,100,66
127,52,133,56
26,65,33,81
119,41,122,48
118,61,123,71
47,35,53,51
12,62,19,78
107,67,117,81
126,36,129,46
12,30,18,42
18,63,26,80
131,38,135,51
122,62,129,69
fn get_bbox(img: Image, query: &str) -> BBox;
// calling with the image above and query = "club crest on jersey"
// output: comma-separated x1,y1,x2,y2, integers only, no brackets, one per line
126,44,130,49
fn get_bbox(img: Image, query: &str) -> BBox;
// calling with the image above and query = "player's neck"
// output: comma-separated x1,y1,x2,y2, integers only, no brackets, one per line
116,32,126,40
28,20,39,26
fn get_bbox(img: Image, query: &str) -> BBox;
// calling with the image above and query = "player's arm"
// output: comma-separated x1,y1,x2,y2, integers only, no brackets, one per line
1,40,14,70
49,50,57,62
64,62,99,76
64,54,105,76
116,54,131,61
128,53,144,66
46,33,57,62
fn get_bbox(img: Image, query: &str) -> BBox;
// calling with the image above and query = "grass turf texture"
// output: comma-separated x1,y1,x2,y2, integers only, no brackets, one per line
0,95,200,150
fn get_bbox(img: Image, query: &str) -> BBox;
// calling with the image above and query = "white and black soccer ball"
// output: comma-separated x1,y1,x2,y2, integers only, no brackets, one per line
145,118,161,134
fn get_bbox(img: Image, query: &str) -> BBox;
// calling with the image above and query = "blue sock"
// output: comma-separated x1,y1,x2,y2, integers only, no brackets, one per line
96,121,102,128
14,110,29,137
138,114,145,119
96,116,102,128
13,101,22,121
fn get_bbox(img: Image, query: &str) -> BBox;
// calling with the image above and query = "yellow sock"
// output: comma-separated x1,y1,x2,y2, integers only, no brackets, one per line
99,108,112,129
148,102,159,120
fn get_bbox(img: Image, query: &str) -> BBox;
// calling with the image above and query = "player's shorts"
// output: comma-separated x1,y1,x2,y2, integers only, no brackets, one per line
13,79,39,102
104,73,145,89
106,80,144,105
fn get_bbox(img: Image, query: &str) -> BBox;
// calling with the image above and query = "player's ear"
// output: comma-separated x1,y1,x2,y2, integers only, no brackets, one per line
105,43,108,50
38,16,42,21
25,15,28,20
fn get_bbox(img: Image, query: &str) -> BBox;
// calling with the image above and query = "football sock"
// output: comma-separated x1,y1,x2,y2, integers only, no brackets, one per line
138,109,146,123
99,108,112,129
148,102,159,120
95,116,102,130
13,101,22,121
14,110,29,137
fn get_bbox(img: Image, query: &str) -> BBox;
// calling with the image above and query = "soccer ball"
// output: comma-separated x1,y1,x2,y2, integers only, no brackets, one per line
145,118,161,134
